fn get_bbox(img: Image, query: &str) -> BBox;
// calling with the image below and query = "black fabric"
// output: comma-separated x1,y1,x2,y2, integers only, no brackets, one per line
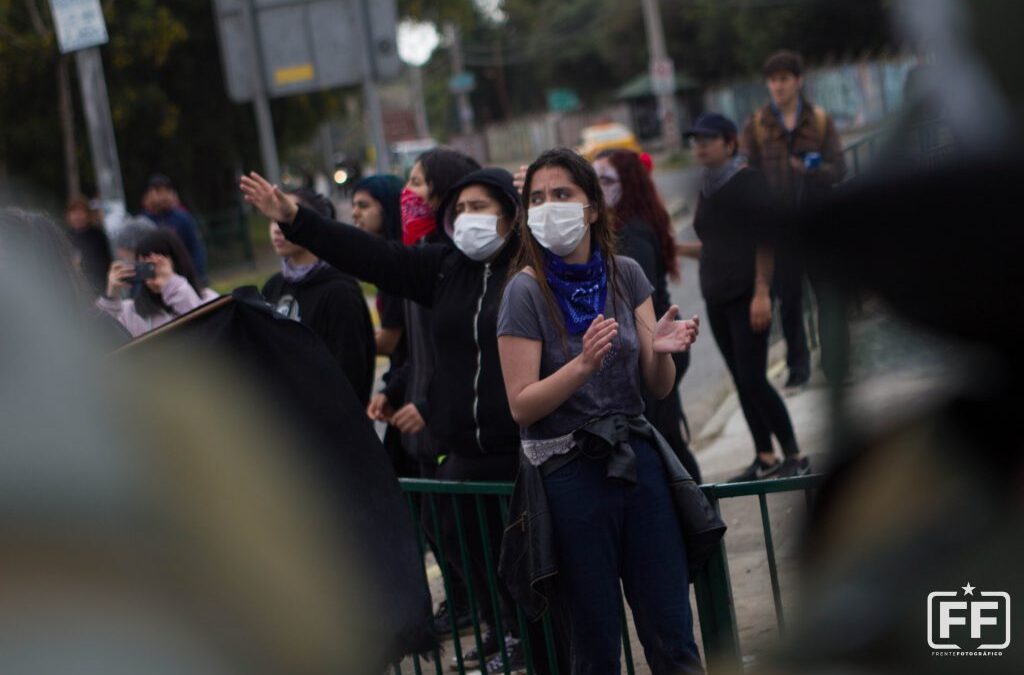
618,217,701,482
282,205,520,458
706,295,799,458
617,217,671,318
262,265,376,406
69,226,112,296
117,289,435,663
693,168,777,305
772,249,811,379
500,415,726,621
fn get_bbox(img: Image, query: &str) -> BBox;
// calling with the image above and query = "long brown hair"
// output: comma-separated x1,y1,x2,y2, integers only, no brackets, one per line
510,147,626,347
600,149,680,280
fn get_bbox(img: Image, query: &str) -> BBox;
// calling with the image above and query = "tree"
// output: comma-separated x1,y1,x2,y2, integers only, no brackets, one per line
0,0,350,215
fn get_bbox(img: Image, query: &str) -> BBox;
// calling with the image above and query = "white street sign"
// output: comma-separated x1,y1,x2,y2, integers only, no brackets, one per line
49,0,109,54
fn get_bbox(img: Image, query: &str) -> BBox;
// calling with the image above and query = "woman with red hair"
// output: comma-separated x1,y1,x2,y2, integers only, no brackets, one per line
594,149,702,483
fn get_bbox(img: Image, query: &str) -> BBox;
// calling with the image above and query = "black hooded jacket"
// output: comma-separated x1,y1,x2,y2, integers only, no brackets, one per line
278,169,522,457
262,264,375,406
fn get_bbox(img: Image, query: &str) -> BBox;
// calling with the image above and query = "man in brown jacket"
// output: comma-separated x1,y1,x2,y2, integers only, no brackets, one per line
740,50,846,388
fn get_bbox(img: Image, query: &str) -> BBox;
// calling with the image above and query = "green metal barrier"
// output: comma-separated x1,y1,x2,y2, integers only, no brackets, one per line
394,473,824,674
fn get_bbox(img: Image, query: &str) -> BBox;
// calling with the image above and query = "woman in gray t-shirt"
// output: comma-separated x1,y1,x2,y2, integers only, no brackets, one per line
497,148,704,673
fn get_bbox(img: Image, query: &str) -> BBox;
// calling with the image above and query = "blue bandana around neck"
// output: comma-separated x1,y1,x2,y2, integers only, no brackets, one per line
543,247,608,335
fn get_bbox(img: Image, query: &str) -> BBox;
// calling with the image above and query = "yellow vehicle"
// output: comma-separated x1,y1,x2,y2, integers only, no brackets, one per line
578,122,643,160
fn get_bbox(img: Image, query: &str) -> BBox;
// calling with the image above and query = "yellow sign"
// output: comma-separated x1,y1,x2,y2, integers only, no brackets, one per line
274,64,315,86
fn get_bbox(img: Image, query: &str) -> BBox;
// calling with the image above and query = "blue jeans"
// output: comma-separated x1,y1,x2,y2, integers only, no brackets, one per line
543,436,703,674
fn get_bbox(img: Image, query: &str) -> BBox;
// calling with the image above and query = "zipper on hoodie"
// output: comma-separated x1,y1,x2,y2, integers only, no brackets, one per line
472,264,492,453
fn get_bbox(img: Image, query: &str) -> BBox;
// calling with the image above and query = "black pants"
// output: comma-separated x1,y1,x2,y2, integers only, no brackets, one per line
773,249,811,379
435,453,519,633
707,296,799,458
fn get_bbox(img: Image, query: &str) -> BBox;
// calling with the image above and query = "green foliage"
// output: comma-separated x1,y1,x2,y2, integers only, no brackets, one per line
0,0,350,214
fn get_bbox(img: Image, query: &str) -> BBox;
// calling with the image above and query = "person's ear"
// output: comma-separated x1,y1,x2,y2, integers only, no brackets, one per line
587,203,599,226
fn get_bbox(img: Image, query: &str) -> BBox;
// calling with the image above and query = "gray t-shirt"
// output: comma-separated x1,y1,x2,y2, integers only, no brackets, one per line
497,255,654,444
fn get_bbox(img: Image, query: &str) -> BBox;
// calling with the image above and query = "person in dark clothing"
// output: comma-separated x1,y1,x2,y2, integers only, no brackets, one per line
242,166,543,674
740,51,847,388
351,174,415,476
65,197,112,296
261,188,375,407
594,149,702,483
681,113,809,482
142,174,209,283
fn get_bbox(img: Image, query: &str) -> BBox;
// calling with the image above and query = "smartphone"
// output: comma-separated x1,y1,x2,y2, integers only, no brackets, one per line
804,152,822,170
134,262,156,280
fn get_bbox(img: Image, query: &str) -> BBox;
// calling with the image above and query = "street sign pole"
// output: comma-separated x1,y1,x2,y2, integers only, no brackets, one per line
242,0,281,185
640,0,681,153
357,0,391,174
74,46,125,224
49,0,125,231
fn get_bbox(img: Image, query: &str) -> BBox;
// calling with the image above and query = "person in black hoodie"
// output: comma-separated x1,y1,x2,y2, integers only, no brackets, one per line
679,113,808,482
261,187,375,407
242,167,542,674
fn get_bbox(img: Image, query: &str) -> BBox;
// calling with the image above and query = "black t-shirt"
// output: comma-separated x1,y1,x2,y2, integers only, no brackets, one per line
693,168,776,305
262,265,376,406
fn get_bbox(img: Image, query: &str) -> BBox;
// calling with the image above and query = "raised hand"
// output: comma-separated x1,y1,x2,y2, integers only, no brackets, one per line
653,306,700,353
239,171,298,225
579,314,618,375
105,261,134,298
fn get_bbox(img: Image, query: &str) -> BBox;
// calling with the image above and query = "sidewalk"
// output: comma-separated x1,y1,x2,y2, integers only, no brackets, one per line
647,306,958,670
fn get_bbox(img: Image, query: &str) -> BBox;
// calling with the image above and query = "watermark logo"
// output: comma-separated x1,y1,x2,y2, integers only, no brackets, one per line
929,583,1010,656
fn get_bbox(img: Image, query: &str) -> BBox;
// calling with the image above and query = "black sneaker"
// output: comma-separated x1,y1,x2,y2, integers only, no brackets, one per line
451,627,499,670
728,457,781,483
483,636,526,674
777,456,811,478
784,371,810,390
433,600,474,639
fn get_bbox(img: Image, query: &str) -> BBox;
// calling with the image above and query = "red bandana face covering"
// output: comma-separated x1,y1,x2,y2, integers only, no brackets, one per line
401,189,436,245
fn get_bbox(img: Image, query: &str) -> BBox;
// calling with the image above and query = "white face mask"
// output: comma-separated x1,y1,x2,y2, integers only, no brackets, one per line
527,202,588,257
452,213,506,262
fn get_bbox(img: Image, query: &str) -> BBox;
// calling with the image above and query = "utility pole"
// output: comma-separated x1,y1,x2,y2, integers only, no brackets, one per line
241,0,281,184
75,47,126,226
640,0,681,153
357,0,391,173
445,22,474,135
410,65,430,138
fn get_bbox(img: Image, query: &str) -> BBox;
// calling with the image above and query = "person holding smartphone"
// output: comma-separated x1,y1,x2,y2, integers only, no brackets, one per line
98,228,218,337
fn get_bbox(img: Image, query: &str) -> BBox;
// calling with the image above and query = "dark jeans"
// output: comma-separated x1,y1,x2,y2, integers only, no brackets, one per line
543,436,703,674
707,296,799,458
772,250,811,379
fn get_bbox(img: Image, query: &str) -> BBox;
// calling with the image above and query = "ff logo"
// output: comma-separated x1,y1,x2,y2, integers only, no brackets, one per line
928,583,1011,655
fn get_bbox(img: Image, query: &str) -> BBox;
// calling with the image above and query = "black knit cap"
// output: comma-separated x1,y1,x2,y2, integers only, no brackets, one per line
439,167,522,235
